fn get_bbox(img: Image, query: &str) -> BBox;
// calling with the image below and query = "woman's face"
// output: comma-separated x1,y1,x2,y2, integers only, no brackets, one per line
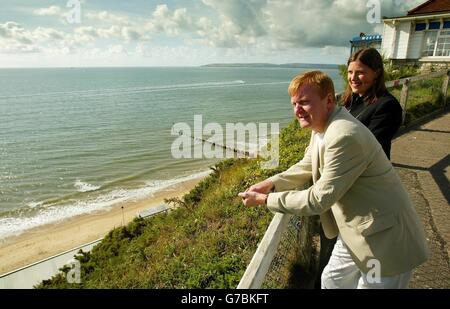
347,60,379,95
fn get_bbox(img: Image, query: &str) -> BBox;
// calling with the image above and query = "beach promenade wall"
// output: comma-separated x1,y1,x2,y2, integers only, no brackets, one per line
0,204,170,288
0,238,101,289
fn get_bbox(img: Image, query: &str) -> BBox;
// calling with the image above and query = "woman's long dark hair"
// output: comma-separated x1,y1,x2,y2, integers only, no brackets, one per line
343,48,387,106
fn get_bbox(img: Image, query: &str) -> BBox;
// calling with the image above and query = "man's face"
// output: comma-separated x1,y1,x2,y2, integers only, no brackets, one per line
291,84,333,133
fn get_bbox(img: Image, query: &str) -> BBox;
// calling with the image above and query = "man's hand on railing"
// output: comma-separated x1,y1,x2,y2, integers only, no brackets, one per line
238,191,268,207
246,179,274,194
239,179,274,206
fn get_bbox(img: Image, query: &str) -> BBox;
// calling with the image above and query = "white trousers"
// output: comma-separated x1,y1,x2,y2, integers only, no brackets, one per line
321,236,412,289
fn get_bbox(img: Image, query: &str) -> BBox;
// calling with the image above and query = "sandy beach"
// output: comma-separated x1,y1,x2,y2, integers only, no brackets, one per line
0,176,205,275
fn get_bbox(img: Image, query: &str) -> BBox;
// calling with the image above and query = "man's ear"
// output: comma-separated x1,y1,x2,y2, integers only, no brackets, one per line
326,93,335,110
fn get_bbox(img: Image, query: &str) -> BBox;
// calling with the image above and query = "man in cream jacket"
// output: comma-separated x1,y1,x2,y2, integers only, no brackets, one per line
239,71,429,289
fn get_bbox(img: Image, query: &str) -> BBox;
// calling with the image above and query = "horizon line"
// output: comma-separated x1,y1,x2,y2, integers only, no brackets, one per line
0,62,343,69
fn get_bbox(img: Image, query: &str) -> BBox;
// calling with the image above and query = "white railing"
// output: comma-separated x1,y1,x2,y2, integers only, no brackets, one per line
385,70,450,124
237,213,292,289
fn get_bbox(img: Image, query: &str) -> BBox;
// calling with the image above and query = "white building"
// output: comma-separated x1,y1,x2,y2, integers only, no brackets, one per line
381,0,450,68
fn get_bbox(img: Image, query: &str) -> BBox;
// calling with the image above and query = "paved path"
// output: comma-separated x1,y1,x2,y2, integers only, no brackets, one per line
391,111,450,289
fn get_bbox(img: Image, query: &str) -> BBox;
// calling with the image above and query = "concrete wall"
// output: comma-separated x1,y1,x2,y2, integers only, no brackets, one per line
396,21,412,59
383,20,420,60
382,22,396,58
0,239,101,289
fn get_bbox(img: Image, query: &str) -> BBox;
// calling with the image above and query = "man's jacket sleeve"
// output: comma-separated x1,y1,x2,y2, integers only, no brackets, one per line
269,142,313,192
267,134,367,216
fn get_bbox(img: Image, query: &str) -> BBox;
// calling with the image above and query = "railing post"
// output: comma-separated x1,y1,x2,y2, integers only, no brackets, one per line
400,78,410,125
237,213,292,289
441,70,450,107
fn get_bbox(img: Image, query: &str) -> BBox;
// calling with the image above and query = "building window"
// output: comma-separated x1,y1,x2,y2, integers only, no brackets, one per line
422,31,438,56
436,31,450,56
415,23,426,31
422,30,450,57
429,22,441,30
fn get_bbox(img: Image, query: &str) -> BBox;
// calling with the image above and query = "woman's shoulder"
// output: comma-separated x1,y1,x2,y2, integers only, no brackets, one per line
373,91,402,113
376,91,400,105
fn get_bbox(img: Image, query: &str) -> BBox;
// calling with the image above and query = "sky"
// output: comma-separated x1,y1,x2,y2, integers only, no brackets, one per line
0,0,424,67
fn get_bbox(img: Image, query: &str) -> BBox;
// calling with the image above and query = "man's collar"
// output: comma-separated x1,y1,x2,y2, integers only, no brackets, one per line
321,105,341,134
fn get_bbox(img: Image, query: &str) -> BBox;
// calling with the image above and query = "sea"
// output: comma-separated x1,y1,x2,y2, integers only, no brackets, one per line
0,66,343,240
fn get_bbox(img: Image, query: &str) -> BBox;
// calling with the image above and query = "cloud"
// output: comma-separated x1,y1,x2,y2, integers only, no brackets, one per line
73,26,100,43
71,25,147,42
202,0,267,36
196,0,268,48
26,2,421,53
0,42,40,54
85,11,131,26
121,27,143,41
146,4,194,36
383,0,425,17
197,0,425,49
77,10,149,42
1,7,150,57
134,44,223,66
33,5,63,16
107,44,125,55
0,22,68,54
0,22,34,45
261,0,362,47
0,1,424,65
33,27,65,42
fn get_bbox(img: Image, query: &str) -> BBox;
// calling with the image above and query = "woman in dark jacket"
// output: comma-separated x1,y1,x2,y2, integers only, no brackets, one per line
316,48,403,288
344,48,402,159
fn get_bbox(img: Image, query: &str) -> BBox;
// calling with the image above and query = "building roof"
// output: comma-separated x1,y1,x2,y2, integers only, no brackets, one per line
383,11,450,22
408,0,450,16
